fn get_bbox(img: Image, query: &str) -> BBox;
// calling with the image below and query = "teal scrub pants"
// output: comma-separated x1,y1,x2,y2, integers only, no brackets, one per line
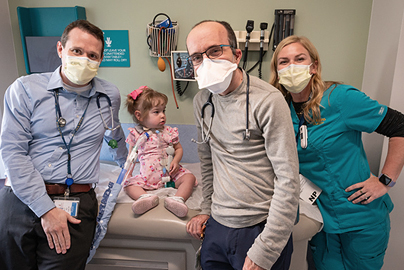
309,217,390,270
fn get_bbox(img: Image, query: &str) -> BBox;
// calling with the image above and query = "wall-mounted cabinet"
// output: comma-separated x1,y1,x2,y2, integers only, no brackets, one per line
17,6,86,74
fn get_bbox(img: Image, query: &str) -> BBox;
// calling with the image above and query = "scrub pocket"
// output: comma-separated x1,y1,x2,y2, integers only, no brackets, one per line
344,217,390,270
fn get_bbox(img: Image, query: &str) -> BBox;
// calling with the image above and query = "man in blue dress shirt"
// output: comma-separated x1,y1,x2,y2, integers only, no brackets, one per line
0,20,128,270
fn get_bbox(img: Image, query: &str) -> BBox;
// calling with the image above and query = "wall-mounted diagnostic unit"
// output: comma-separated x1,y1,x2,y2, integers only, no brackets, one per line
234,29,270,51
171,51,195,81
233,9,296,78
273,9,296,51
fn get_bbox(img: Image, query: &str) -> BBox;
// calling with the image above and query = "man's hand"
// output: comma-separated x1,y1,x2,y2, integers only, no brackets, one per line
41,208,81,254
186,214,209,240
243,256,265,270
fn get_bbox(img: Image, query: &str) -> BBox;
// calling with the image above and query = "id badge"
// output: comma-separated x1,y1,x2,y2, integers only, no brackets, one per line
53,197,80,217
299,174,322,204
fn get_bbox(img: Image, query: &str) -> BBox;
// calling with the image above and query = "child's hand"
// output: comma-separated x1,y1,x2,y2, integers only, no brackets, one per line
169,162,180,175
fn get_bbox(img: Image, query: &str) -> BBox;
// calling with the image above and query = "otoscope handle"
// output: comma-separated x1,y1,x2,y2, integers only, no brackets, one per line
259,22,268,48
243,20,254,70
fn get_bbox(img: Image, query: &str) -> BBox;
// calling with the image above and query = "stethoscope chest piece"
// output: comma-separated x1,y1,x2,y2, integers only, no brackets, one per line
58,117,67,128
108,139,118,149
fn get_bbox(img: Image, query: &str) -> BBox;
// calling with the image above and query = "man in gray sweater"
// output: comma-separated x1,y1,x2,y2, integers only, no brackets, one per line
185,20,300,270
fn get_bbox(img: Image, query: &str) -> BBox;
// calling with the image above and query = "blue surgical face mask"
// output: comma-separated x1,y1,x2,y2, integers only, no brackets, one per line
278,64,312,94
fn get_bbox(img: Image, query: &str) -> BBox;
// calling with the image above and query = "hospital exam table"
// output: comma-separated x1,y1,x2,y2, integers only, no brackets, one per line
85,124,321,270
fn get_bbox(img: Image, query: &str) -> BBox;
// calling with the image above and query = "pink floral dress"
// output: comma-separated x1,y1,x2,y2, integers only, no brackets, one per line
123,125,192,190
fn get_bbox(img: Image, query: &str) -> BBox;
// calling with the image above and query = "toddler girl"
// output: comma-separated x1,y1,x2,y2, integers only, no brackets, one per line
123,86,196,217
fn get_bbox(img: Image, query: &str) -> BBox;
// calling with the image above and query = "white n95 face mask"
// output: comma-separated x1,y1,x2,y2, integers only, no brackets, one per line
195,58,238,94
278,64,312,94
63,55,100,85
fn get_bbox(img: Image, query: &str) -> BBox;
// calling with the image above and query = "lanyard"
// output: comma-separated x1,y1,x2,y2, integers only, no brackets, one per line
54,89,92,195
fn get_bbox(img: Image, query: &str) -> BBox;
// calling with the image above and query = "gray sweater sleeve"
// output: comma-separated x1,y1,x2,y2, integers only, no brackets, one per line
246,86,300,269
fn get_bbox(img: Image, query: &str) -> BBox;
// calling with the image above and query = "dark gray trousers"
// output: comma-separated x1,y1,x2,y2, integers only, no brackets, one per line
0,186,97,270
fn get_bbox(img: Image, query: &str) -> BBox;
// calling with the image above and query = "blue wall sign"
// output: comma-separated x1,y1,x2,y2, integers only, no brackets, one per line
101,30,130,67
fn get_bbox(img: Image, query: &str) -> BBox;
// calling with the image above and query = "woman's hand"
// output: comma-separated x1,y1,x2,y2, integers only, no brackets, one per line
345,174,389,204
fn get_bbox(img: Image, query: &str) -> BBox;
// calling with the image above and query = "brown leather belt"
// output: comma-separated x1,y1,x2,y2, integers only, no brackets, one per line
45,183,92,195
4,178,92,195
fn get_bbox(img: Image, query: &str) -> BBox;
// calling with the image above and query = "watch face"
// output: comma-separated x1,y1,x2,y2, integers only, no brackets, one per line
379,174,392,185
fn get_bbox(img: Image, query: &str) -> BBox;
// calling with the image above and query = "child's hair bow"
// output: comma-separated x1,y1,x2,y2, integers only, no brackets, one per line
129,86,147,100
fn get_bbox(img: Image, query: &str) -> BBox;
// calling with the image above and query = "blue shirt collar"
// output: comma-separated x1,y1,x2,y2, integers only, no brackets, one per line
46,66,107,98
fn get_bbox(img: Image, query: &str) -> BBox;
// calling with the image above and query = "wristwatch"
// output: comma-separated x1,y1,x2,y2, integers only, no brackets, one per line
378,174,396,187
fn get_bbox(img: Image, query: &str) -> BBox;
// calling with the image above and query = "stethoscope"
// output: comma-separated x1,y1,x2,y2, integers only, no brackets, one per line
96,93,121,132
192,73,251,144
54,90,120,132
52,90,120,194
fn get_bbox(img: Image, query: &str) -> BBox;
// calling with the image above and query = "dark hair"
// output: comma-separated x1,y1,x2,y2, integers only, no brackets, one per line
191,20,237,54
61,20,104,57
126,87,168,124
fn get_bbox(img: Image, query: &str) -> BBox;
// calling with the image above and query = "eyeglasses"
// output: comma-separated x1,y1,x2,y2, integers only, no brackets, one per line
188,45,232,66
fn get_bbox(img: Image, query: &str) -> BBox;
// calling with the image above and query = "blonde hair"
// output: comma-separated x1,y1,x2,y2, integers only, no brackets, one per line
126,87,168,124
269,35,339,124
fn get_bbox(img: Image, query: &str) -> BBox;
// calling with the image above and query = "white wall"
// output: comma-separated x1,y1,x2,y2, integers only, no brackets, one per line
0,0,19,178
362,0,404,268
362,0,404,173
378,7,404,270
0,0,18,121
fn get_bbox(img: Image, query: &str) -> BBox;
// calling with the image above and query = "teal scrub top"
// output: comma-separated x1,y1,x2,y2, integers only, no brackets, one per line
292,84,394,233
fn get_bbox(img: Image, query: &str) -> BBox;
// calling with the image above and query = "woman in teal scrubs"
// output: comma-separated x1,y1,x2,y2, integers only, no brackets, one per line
269,36,404,270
